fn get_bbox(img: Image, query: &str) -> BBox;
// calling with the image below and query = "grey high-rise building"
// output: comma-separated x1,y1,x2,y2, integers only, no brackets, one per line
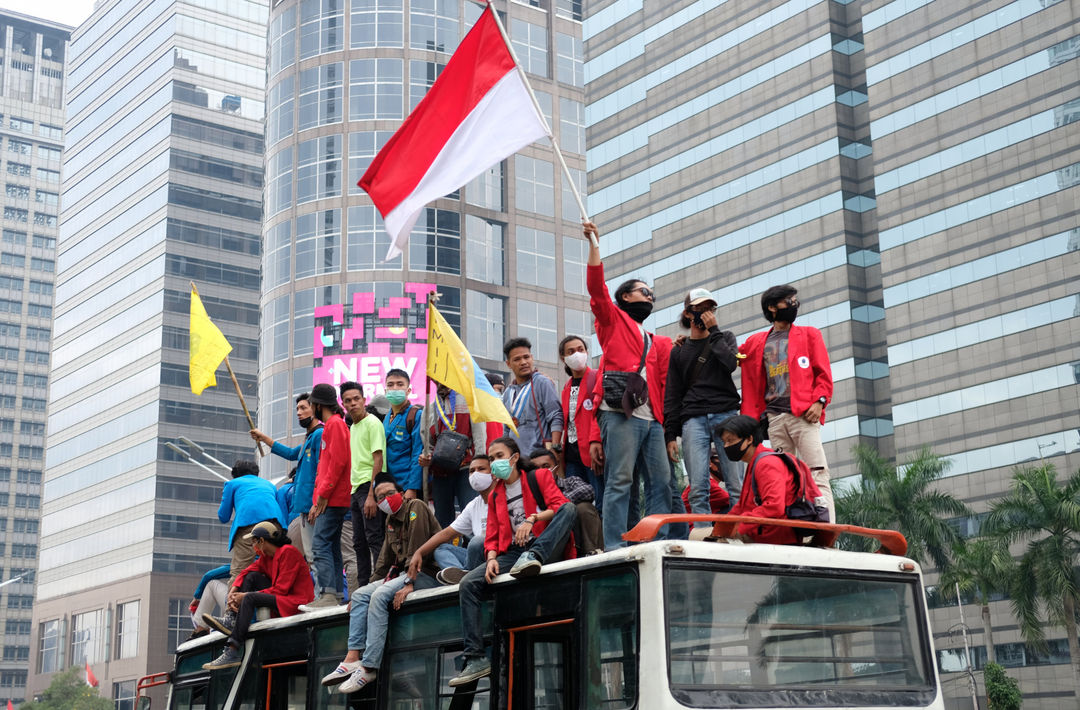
585,0,1079,707
258,0,590,475
28,0,267,704
0,11,69,706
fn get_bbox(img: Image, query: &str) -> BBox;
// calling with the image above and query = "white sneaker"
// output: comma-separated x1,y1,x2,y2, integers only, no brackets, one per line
321,660,362,687
339,667,376,694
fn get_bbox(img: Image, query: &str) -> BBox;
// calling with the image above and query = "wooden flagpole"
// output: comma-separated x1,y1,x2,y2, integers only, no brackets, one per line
484,1,597,249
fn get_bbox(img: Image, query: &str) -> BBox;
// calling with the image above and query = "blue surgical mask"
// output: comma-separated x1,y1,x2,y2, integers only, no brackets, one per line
491,458,514,480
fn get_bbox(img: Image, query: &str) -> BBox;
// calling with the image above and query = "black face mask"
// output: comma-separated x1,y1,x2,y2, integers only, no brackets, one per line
298,416,314,429
773,304,798,323
723,439,748,462
619,300,653,323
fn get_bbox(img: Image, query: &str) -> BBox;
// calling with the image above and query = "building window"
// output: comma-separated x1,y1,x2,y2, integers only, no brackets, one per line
298,62,344,130
6,163,29,177
5,185,29,200
269,6,296,76
33,213,56,228
555,32,582,86
7,140,30,156
167,599,192,653
346,205,400,270
4,208,27,223
296,135,342,204
349,58,403,120
466,290,505,361
295,209,341,278
555,0,582,20
351,0,403,48
465,215,504,285
35,190,58,207
30,257,54,272
37,145,61,163
511,19,549,77
267,147,294,216
14,495,40,509
267,76,295,145
347,131,393,195
409,59,445,111
115,600,140,660
114,679,137,710
264,221,291,288
466,162,504,211
299,0,344,59
410,0,459,53
559,98,584,155
517,299,557,362
0,670,26,689
2,646,29,661
562,235,586,295
514,156,554,215
516,226,555,288
409,208,460,274
7,595,31,609
70,610,106,665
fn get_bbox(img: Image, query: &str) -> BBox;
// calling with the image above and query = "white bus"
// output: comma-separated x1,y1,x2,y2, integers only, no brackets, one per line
138,515,943,710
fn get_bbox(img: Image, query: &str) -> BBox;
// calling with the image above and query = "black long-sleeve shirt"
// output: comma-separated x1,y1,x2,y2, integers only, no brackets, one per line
663,326,741,442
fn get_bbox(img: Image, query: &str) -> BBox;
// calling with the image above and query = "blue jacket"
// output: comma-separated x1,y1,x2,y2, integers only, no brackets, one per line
384,405,424,492
270,426,322,516
193,564,230,598
217,475,285,550
275,481,295,524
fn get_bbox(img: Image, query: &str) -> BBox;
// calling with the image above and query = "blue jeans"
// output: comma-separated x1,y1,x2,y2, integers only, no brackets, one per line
682,411,744,524
565,459,603,514
312,506,347,595
431,468,477,528
459,503,576,657
348,572,437,667
599,411,673,549
434,535,485,570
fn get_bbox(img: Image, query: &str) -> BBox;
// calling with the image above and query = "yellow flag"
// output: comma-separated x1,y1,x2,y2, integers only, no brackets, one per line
189,288,232,395
427,302,516,434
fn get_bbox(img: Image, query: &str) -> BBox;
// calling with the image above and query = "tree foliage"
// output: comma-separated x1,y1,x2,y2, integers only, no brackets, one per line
19,667,113,710
835,445,970,569
984,662,1022,710
940,537,1014,664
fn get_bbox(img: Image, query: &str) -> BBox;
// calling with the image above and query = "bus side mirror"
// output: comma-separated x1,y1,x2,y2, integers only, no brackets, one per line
137,697,152,710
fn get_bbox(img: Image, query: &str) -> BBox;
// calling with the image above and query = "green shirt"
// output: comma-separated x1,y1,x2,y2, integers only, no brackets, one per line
350,414,387,491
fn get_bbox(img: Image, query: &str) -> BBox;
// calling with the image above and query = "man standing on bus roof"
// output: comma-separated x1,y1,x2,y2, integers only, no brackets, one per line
382,368,424,499
321,474,441,694
341,380,389,592
217,459,285,586
738,285,835,522
500,337,563,454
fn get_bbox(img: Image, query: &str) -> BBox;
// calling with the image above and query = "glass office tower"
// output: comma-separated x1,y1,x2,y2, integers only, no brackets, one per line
0,11,69,706
28,0,266,704
585,0,1080,705
258,0,590,475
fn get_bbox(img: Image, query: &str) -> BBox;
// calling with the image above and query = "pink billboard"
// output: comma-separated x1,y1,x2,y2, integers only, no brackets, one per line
312,283,437,404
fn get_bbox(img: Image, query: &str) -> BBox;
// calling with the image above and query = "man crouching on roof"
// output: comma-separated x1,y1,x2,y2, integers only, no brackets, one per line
320,473,442,694
449,436,577,688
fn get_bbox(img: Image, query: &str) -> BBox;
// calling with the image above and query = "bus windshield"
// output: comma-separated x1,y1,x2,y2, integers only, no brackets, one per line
665,561,936,708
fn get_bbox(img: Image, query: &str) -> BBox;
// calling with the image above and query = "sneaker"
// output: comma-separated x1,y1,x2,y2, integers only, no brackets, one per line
436,567,467,586
509,551,542,579
202,645,242,670
338,667,376,694
300,594,342,612
321,660,362,687
186,627,210,642
203,614,233,637
449,657,491,687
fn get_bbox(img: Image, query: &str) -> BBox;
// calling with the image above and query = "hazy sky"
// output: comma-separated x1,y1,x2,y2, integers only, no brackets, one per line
1,0,95,29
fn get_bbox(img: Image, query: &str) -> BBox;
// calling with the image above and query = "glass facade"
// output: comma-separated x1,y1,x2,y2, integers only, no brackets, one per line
31,0,267,699
259,0,589,476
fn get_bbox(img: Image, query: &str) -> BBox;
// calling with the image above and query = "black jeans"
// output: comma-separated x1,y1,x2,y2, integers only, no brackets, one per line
351,482,385,585
229,571,277,648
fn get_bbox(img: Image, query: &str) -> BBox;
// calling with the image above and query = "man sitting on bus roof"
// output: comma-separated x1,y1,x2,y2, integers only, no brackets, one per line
717,415,823,545
202,522,314,669
321,473,442,695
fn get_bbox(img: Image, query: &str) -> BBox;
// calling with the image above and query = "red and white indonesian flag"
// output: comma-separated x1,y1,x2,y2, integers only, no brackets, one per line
359,5,547,260
85,660,99,687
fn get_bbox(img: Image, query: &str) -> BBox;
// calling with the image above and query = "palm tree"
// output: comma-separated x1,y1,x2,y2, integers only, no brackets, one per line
834,445,971,570
984,463,1080,709
939,537,1014,664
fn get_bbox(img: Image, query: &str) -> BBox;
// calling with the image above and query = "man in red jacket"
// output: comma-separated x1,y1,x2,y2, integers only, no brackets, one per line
203,522,314,668
557,334,603,509
738,285,834,522
449,437,577,688
583,222,681,550
303,382,352,609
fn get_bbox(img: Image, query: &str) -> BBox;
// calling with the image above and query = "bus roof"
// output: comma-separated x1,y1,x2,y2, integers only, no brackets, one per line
176,539,920,655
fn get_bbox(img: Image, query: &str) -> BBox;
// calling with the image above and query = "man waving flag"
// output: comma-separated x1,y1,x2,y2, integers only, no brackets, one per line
359,4,547,260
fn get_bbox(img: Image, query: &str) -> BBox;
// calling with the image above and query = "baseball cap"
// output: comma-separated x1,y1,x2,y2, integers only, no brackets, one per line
686,288,716,306
243,521,281,541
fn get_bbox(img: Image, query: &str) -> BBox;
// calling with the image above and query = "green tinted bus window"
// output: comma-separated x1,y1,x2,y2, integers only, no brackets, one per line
390,605,459,646
176,650,214,676
313,660,351,709
171,683,207,710
585,571,638,709
315,624,348,658
386,648,437,709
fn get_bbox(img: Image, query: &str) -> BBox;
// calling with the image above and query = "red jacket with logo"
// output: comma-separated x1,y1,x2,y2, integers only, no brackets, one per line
485,467,576,559
313,413,351,507
729,445,800,545
233,544,315,616
560,367,601,466
586,263,672,425
738,325,832,422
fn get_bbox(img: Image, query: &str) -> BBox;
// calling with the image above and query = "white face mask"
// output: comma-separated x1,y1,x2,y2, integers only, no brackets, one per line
564,351,588,371
468,471,493,492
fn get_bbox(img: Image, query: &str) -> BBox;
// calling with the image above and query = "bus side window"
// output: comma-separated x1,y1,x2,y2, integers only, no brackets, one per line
171,683,208,710
584,571,638,710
